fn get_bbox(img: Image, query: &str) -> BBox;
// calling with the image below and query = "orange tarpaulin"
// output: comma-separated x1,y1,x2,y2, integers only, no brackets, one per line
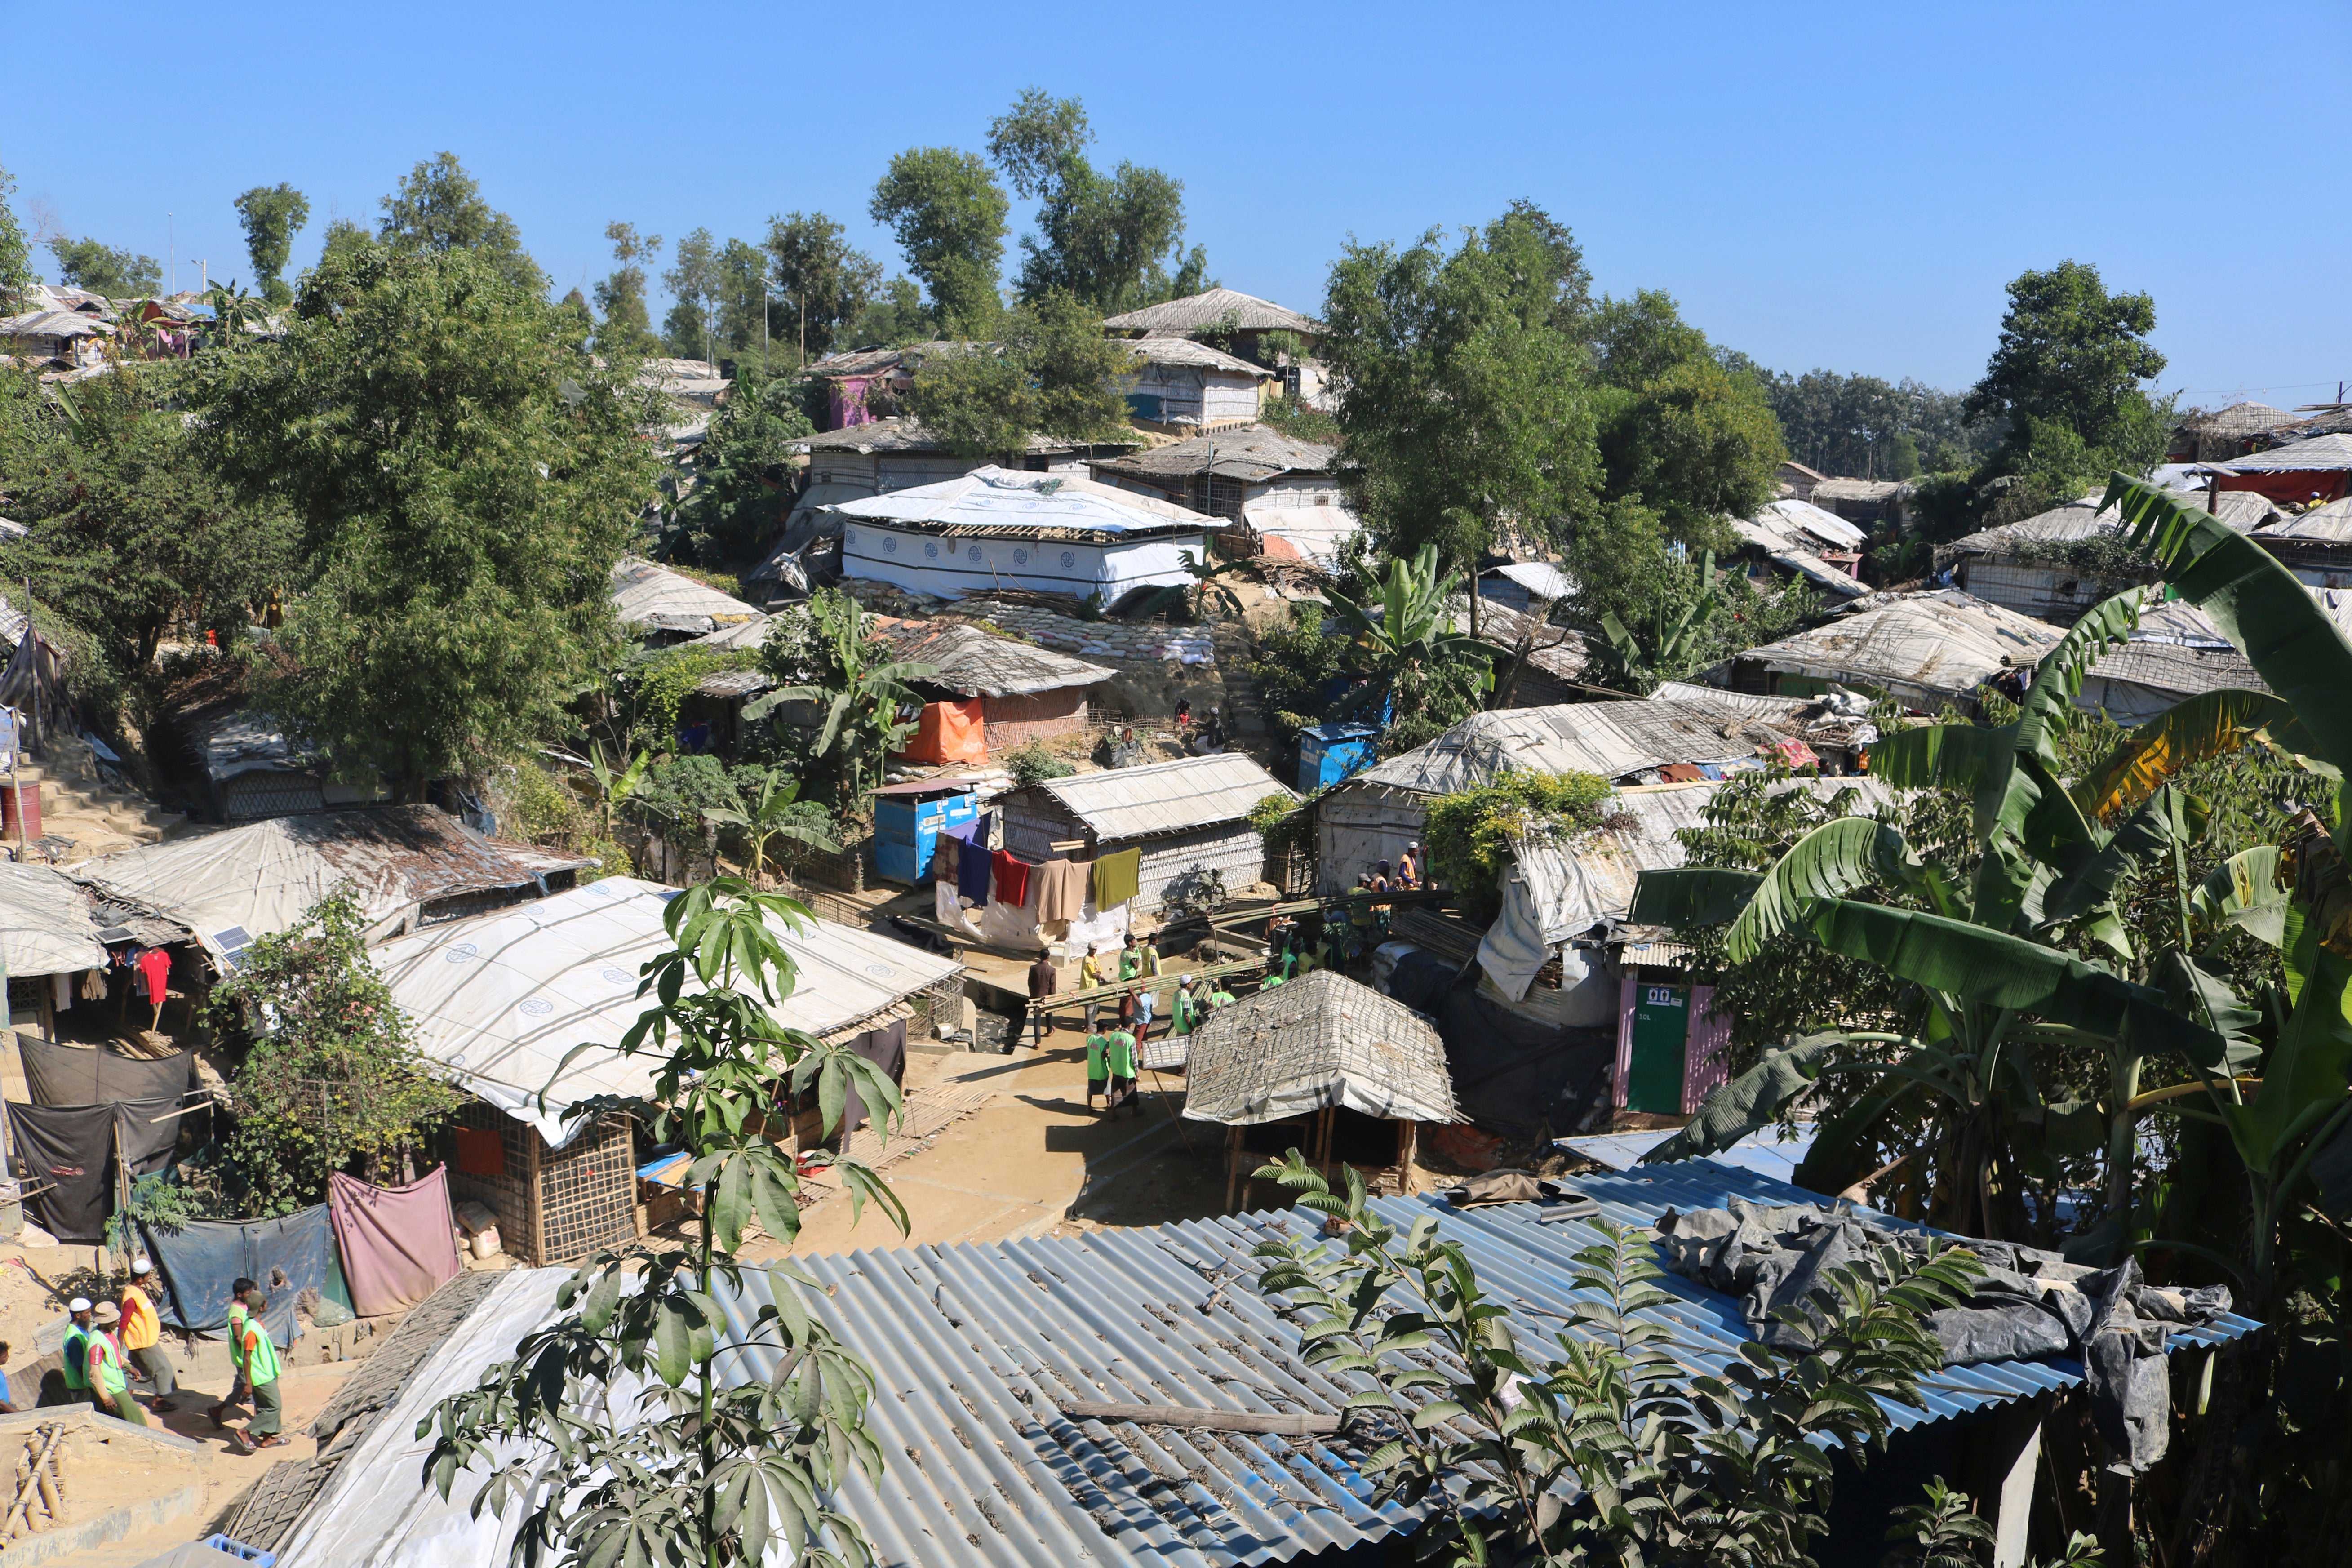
901,698,986,763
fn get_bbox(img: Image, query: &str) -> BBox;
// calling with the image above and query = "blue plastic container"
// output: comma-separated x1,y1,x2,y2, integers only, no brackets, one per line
871,783,979,885
1296,722,1380,794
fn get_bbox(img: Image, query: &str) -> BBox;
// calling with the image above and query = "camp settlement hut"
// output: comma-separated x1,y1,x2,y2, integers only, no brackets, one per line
1717,589,2065,713
998,753,1296,918
1730,499,1868,599
0,859,108,1042
2215,432,2352,507
1314,697,1799,893
1182,970,1459,1210
610,558,764,644
836,466,1217,607
2254,496,2352,587
871,617,1114,762
373,877,963,1266
2075,591,2352,724
1090,424,1358,564
1118,338,1274,427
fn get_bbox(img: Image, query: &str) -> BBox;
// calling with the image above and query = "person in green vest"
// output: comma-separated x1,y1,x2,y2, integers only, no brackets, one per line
228,1295,285,1452
1083,1029,1110,1114
1260,967,1286,990
84,1303,147,1426
1102,1023,1140,1118
207,1277,258,1429
1207,982,1238,1011
60,1298,95,1410
1170,976,1199,1038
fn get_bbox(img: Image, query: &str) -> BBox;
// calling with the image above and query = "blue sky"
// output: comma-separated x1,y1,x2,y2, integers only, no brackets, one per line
8,0,2347,406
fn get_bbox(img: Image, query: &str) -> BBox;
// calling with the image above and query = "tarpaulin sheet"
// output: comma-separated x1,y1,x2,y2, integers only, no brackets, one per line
6,1100,115,1241
327,1168,462,1318
112,1095,182,1179
142,1204,333,1348
841,1017,906,1134
1434,968,1610,1139
19,1037,195,1108
900,699,985,764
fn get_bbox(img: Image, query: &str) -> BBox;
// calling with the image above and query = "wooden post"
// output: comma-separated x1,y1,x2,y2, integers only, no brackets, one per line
1396,1119,1419,1196
1224,1124,1243,1213
526,1125,547,1268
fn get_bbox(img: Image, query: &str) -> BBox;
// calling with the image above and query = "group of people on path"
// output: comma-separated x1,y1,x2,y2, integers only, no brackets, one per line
56,1258,284,1453
1025,928,1246,1117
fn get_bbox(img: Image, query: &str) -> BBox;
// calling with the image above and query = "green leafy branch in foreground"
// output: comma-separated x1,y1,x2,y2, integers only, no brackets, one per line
417,879,909,1568
1248,1154,1986,1567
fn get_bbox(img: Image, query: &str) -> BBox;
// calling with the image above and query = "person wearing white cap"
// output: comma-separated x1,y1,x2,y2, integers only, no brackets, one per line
1398,842,1421,889
85,1302,147,1426
121,1257,176,1412
60,1300,97,1409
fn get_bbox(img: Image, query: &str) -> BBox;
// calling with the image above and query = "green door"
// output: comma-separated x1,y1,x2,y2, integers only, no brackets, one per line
1627,983,1689,1114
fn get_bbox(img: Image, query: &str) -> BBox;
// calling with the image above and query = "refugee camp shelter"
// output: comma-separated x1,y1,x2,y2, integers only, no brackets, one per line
1314,697,1798,893
373,877,963,1264
2254,496,2352,586
800,340,966,428
1120,337,1273,426
873,617,1115,760
1181,970,1459,1209
998,753,1296,917
1471,599,1592,708
1719,589,2065,712
2074,591,2352,724
2214,432,2352,506
0,859,108,1039
836,466,1217,606
244,1159,2256,1568
181,709,389,823
1731,499,1868,599
1090,425,1355,560
1477,559,1577,613
1808,475,1910,526
1100,286,1321,358
609,558,763,642
871,777,980,884
2168,400,2301,462
74,805,588,971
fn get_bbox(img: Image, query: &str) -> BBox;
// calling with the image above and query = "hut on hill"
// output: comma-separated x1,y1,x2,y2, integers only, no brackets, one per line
1118,338,1274,428
1180,969,1459,1210
2167,400,2300,462
1090,424,1355,561
2254,496,2352,586
872,617,1115,759
610,558,763,644
2214,432,2352,507
1717,589,2064,713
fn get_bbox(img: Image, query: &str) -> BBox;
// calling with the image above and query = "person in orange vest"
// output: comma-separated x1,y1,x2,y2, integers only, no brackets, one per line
120,1257,178,1413
84,1303,148,1426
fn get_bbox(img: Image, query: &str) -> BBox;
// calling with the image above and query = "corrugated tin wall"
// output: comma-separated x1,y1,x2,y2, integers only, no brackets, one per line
1129,824,1268,913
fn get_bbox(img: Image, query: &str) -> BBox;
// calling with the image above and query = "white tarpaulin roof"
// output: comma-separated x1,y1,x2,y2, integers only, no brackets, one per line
74,807,580,964
373,878,962,1147
832,465,1215,536
1735,589,2064,708
1034,752,1294,841
609,558,763,632
1475,777,1906,999
1181,970,1459,1125
1243,500,1361,566
1346,699,1788,799
0,862,105,978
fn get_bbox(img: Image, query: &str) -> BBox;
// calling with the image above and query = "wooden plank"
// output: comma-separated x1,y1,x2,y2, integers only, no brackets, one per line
1053,1399,1341,1436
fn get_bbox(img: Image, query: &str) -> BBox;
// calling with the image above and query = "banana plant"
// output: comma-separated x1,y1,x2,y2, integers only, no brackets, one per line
1632,587,2237,1239
587,746,651,839
203,280,271,348
1130,547,1248,622
1591,549,1723,692
1321,541,1496,715
743,593,936,805
702,770,841,885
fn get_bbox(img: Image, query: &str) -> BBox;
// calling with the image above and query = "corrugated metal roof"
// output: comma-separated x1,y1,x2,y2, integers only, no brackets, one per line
1491,560,1577,600
874,617,1116,697
2218,433,2352,472
1036,753,1295,841
1102,289,1321,335
1735,590,2064,706
1740,499,1868,552
1345,699,1788,800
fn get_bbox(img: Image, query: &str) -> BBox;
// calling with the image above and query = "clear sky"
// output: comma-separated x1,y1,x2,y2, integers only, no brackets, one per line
8,0,2347,407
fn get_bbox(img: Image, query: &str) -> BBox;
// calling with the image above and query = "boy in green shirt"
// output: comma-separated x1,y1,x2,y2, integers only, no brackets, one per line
85,1303,146,1426
1103,1026,1140,1117
229,1295,286,1453
1084,1031,1109,1112
1170,977,1198,1037
60,1299,95,1410
207,1277,258,1428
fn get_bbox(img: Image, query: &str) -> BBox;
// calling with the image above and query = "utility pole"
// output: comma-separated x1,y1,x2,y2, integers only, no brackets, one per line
799,295,806,368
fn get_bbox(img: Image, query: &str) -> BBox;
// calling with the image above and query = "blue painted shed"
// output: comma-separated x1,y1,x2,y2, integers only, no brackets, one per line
1296,721,1380,794
870,777,979,885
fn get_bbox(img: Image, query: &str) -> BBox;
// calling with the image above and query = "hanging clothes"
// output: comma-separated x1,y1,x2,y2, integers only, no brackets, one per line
52,972,71,1012
1092,847,1142,910
934,878,963,926
136,948,170,1005
932,832,960,884
956,826,994,904
992,851,1033,910
1034,859,1090,924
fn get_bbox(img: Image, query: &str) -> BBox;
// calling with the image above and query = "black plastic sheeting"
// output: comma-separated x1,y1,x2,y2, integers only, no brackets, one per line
1655,1198,2235,1473
6,1101,117,1241
841,1017,907,1134
1394,956,1611,1140
19,1038,195,1109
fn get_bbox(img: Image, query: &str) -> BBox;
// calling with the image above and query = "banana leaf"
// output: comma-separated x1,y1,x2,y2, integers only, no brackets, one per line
2194,845,2289,948
2105,474,2352,779
1627,867,1764,930
1636,1031,1854,1164
2039,784,2203,932
2155,951,2263,1074
2248,946,2352,1155
1724,817,1918,964
2012,587,2146,769
2071,688,2307,825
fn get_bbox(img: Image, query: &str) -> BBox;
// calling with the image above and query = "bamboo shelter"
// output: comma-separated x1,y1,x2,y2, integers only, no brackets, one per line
1180,970,1460,1210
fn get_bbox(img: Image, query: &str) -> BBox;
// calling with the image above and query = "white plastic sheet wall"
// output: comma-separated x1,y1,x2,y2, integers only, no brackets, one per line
843,522,1206,603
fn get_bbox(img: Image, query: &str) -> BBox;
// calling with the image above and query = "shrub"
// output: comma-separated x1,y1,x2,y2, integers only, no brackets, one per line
1005,739,1076,787
1423,769,1612,924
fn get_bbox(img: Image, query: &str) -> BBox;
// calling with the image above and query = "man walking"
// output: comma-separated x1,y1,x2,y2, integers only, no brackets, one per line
1132,933,1161,1036
120,1257,177,1413
207,1277,257,1428
60,1299,95,1411
1026,952,1058,1046
1103,1019,1140,1119
85,1304,147,1426
228,1295,284,1453
1079,945,1109,1032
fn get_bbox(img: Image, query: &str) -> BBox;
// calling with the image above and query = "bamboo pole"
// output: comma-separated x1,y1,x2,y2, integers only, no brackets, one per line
1053,1399,1340,1435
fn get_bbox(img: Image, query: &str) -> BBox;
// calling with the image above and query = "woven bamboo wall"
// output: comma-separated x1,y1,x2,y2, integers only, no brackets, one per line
447,1101,535,1261
536,1112,639,1265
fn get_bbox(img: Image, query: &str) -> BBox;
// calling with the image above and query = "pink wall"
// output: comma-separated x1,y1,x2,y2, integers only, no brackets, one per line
1611,974,1734,1115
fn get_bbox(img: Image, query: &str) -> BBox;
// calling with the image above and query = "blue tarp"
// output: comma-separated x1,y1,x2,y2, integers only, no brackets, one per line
141,1204,334,1349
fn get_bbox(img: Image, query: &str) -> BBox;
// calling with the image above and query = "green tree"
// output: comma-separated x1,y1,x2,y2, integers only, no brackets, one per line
0,164,34,309
47,235,161,297
904,289,1133,456
1320,204,1600,560
422,880,905,1568
669,368,815,566
232,183,311,306
987,89,1202,312
840,275,935,348
592,220,663,359
661,227,721,361
317,215,371,272
377,151,541,293
191,237,661,796
208,889,465,1215
1959,261,2170,525
0,363,297,675
747,589,936,808
762,211,882,362
1322,542,1496,753
868,146,1007,335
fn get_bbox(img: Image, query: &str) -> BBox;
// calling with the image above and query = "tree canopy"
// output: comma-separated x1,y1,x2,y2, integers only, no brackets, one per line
762,211,882,360
904,290,1133,457
48,235,160,297
869,147,1007,336
0,165,33,309
233,183,311,305
191,237,659,793
667,368,814,567
377,151,541,293
592,220,662,359
986,89,1205,312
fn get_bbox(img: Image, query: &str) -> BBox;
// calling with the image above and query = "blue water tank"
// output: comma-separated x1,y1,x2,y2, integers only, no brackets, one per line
871,783,979,885
1296,722,1381,794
